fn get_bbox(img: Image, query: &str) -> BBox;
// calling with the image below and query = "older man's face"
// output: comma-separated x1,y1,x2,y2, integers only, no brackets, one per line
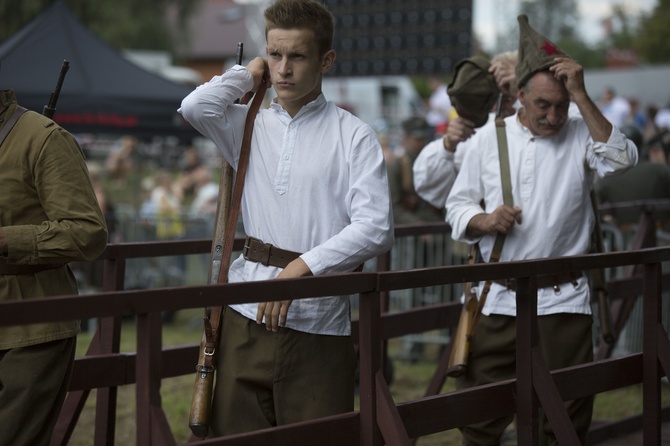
518,71,571,137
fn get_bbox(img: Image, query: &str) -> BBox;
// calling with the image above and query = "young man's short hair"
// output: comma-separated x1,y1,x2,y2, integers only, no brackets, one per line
264,0,335,56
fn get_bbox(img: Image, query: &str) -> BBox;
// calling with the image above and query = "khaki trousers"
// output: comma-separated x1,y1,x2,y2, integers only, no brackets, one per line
0,337,76,446
456,313,594,446
209,307,357,437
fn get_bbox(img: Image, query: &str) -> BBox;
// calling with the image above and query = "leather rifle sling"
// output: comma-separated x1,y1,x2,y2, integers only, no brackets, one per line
0,106,27,148
202,80,269,364
468,108,513,337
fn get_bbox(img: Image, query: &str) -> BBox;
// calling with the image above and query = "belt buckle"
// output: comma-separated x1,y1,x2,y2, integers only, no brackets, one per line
243,236,262,261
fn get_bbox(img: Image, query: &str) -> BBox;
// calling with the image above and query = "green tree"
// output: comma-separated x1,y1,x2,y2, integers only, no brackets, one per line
489,0,580,55
0,0,200,57
607,5,637,50
519,0,579,43
635,0,670,64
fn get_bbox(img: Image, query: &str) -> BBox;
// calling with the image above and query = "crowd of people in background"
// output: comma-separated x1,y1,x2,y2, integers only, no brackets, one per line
380,72,670,234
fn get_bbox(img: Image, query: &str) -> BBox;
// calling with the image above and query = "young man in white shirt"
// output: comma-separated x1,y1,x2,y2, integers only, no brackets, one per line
179,0,394,437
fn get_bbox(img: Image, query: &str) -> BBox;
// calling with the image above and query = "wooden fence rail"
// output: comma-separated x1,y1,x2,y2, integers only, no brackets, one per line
1,244,669,445
2,201,670,445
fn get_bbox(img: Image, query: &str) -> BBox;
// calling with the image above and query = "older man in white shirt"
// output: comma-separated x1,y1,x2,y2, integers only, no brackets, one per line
446,15,638,446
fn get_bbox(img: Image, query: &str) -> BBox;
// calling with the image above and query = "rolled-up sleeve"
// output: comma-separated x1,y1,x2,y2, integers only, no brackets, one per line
587,125,638,178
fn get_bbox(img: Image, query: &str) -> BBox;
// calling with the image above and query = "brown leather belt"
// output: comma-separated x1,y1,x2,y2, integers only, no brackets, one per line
242,236,301,268
0,262,63,275
492,271,582,293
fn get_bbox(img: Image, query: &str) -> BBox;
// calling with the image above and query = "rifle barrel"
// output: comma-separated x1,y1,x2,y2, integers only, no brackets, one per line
43,60,70,119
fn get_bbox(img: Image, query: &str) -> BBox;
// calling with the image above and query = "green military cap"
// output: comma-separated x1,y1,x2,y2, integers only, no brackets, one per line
515,14,569,88
402,116,433,139
447,56,498,128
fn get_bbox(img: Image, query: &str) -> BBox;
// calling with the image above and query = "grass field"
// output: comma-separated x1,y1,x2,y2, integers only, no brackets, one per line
64,308,670,445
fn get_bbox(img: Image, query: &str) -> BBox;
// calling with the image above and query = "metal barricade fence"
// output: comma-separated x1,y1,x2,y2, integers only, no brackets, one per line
72,207,218,294
352,230,468,361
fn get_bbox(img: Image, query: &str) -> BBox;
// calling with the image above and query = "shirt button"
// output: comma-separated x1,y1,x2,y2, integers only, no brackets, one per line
283,154,290,160
289,122,295,129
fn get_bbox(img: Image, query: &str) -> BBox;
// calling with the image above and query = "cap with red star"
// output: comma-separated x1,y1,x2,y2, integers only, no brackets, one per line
515,14,569,88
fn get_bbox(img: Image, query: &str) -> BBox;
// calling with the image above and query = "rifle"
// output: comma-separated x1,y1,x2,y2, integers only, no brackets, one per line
187,154,234,438
188,42,271,438
446,93,511,378
590,191,615,344
43,60,70,119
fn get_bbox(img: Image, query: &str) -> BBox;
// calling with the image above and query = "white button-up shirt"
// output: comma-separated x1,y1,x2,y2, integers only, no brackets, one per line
413,135,467,209
180,66,394,335
446,113,637,316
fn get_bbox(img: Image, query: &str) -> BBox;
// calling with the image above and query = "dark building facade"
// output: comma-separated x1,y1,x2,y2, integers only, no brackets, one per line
324,0,474,77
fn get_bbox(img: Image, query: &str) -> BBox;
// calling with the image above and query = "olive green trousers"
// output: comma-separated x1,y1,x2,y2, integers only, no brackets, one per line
209,307,357,437
0,337,76,446
456,313,594,446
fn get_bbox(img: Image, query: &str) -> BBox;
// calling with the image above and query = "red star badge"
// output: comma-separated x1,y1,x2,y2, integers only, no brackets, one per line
539,40,561,56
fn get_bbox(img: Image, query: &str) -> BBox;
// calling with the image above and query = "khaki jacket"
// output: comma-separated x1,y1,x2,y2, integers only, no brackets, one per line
0,90,107,349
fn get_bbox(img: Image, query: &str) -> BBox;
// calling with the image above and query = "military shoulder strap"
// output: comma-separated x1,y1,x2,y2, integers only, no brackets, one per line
0,106,27,148
399,152,413,194
470,111,513,333
490,113,513,261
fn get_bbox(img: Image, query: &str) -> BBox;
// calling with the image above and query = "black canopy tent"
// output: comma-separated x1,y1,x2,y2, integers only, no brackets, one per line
0,1,198,139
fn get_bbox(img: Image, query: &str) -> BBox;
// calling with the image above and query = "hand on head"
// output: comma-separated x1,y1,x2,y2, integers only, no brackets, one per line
549,57,586,98
489,60,516,96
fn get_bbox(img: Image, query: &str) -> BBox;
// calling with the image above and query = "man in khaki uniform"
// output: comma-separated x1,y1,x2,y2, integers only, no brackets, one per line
387,116,442,225
0,81,107,445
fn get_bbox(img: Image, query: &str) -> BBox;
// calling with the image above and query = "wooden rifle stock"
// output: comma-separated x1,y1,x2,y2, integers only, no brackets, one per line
447,281,478,377
188,161,234,438
447,245,480,377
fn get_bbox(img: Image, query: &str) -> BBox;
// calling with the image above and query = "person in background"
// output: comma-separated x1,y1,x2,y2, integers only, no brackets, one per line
654,100,670,133
387,116,441,225
596,124,670,226
188,167,219,238
150,169,184,242
0,76,108,445
598,85,631,128
175,146,210,201
625,97,646,130
88,163,119,243
425,75,452,136
189,168,219,220
105,135,138,187
446,15,638,445
179,0,394,436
